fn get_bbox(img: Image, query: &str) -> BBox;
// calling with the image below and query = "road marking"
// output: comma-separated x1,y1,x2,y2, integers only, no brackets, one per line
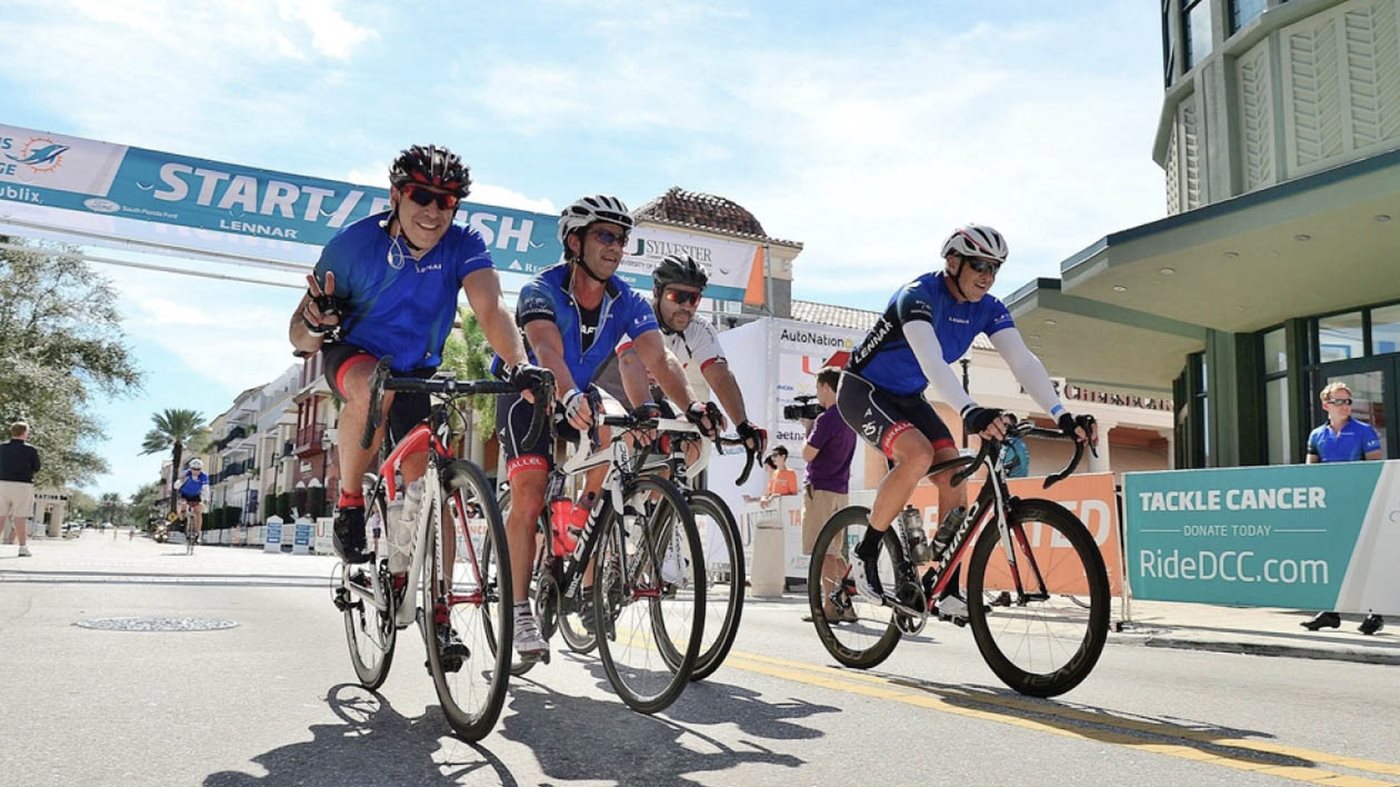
720,649,1400,785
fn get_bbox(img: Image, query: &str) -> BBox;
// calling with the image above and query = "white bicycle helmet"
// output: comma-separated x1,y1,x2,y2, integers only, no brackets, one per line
557,194,634,245
940,224,1009,263
188,458,203,470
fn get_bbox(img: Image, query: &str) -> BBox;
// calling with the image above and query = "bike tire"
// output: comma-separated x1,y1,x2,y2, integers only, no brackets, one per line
966,499,1110,698
343,490,396,690
424,461,513,741
684,490,744,682
595,476,704,714
807,505,904,670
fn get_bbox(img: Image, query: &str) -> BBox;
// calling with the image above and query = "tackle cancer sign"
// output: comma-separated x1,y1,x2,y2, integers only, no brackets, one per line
1124,462,1400,613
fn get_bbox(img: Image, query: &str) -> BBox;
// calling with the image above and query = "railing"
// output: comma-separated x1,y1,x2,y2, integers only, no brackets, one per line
294,424,328,456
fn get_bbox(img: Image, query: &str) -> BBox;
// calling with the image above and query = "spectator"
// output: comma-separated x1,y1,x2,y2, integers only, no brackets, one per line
800,367,857,623
1300,382,1384,635
760,446,798,506
1002,435,1030,478
0,421,41,557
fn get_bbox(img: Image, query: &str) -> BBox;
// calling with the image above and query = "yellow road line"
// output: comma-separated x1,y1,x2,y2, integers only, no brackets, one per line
719,648,1400,785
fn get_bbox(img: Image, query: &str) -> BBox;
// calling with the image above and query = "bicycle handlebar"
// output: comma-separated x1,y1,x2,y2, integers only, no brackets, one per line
948,415,1094,490
359,355,555,450
598,414,758,487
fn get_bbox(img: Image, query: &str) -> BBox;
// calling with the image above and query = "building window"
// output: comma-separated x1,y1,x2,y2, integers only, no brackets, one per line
1371,303,1400,355
1229,0,1267,34
1317,310,1364,362
1184,0,1213,68
1162,0,1178,86
1261,327,1290,464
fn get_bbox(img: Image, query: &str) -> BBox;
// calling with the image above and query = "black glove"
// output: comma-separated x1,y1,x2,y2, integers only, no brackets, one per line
962,406,1004,435
630,402,664,421
302,291,345,336
1058,412,1096,441
685,401,723,440
736,419,767,454
503,362,553,394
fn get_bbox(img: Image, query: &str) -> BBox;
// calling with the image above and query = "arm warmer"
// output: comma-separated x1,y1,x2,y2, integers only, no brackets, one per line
902,319,976,413
988,328,1067,418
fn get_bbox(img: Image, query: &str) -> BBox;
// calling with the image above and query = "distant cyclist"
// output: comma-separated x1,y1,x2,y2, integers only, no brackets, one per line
495,195,725,661
611,253,767,465
175,458,210,544
838,224,1096,618
289,145,546,658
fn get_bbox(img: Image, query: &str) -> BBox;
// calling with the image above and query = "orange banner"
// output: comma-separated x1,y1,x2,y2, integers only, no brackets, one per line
905,472,1123,595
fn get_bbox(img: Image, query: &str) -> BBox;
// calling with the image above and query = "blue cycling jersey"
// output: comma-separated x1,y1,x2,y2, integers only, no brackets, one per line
313,212,493,372
177,470,209,498
504,263,658,389
847,272,1014,396
1307,418,1382,461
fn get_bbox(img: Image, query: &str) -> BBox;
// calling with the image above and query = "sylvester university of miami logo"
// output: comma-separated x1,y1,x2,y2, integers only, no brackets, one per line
4,137,70,174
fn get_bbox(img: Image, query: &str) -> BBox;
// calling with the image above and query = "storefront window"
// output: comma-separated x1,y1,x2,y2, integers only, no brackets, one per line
1318,311,1364,362
1263,326,1287,373
1372,303,1400,355
1266,377,1291,464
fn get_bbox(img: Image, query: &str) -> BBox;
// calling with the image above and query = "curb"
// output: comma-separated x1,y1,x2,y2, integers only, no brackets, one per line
1116,632,1400,666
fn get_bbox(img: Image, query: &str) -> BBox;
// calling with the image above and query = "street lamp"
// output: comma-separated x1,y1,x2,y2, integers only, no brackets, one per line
320,431,332,517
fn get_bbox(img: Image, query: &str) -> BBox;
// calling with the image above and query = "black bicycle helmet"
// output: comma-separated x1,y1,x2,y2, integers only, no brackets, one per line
389,144,470,197
651,253,709,292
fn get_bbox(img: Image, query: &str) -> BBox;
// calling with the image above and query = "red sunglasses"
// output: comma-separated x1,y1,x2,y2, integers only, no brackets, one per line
664,289,702,306
401,183,460,211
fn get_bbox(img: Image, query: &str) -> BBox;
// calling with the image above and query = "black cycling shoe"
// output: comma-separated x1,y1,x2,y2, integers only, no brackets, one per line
1359,614,1385,635
332,506,371,564
436,624,471,673
1300,611,1341,631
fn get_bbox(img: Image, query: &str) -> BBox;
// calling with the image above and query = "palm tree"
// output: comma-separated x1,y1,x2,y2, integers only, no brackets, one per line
140,408,209,514
98,492,123,525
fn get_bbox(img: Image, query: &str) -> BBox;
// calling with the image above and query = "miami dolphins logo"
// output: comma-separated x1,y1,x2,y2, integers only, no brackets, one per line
5,137,70,173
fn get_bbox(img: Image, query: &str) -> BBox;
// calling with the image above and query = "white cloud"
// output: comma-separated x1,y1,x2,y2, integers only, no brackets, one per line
277,0,376,60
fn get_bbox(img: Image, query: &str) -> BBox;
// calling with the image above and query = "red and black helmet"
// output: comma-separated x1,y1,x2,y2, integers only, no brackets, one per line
389,144,470,197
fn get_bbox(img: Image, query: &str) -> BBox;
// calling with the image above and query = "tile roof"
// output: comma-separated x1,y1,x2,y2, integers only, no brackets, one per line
634,187,802,247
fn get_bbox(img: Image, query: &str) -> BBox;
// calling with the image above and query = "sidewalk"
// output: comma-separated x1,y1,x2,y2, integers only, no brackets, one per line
4,532,1396,666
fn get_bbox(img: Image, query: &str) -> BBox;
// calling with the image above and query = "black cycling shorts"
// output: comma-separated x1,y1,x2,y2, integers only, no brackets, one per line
321,342,435,444
496,386,624,480
835,370,955,458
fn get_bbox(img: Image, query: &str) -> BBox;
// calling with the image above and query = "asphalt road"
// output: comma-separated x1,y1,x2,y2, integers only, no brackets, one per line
3,535,1398,786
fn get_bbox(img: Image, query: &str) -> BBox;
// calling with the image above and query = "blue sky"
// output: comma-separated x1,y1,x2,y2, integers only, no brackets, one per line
1,0,1169,497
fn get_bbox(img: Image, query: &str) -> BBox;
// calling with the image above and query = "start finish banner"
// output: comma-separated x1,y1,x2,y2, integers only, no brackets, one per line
1124,462,1400,614
0,122,557,272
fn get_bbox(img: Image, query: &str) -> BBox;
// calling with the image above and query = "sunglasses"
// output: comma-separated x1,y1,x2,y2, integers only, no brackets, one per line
964,256,1002,276
590,228,629,248
1327,398,1353,406
663,289,702,306
401,183,460,211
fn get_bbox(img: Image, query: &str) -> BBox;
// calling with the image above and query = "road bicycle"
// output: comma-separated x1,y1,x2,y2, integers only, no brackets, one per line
629,416,756,682
807,417,1110,697
494,402,707,714
331,356,550,741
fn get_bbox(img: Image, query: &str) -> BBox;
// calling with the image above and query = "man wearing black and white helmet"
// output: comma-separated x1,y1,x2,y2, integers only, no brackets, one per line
612,253,767,460
493,195,724,661
836,223,1097,619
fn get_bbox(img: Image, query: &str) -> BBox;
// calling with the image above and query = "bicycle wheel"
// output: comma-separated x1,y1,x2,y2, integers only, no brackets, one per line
966,499,1110,697
343,492,396,689
807,506,904,669
594,476,704,714
424,461,512,741
684,490,744,682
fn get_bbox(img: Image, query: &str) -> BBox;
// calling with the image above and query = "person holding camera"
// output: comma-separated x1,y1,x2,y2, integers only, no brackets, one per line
837,224,1096,617
800,367,857,622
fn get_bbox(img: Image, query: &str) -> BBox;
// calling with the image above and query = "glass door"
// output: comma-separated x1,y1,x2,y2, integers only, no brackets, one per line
1314,357,1398,458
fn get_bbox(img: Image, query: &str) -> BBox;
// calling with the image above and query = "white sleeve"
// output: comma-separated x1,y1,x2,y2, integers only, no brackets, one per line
902,319,975,414
988,328,1067,418
683,319,725,368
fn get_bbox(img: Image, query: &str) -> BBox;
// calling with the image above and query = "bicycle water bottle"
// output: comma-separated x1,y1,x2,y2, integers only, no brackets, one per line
898,505,932,564
932,506,966,560
387,479,423,574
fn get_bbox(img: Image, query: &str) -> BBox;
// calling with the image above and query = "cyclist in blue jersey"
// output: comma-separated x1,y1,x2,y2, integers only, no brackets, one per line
837,224,1097,618
495,194,724,660
288,145,544,586
175,458,210,544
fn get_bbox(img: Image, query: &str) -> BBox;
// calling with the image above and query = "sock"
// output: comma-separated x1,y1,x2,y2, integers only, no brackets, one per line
514,600,533,619
338,490,364,509
856,524,884,558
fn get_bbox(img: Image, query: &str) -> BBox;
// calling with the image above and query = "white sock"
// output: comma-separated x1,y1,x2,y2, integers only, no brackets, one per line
514,601,532,619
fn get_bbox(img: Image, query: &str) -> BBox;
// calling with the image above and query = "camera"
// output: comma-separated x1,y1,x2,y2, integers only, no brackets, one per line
783,395,824,421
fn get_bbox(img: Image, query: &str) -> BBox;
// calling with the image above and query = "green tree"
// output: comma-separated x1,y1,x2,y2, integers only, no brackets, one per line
127,481,163,527
441,307,498,453
98,492,124,525
139,409,209,514
0,237,142,486
66,489,98,522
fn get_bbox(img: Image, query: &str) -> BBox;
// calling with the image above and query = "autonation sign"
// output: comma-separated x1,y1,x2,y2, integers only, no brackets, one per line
1124,462,1400,613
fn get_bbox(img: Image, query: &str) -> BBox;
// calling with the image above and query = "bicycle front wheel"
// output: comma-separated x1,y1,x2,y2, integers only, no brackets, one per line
807,506,904,669
966,499,1110,697
425,461,513,741
684,490,744,682
594,476,704,714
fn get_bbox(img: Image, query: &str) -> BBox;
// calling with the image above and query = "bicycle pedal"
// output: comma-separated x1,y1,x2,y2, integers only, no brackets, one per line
938,613,969,628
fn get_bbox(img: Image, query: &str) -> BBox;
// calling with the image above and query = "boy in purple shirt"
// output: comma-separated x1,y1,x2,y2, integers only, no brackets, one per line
801,367,858,622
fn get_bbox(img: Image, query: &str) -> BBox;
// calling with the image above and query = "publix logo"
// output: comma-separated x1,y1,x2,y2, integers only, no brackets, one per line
4,137,70,174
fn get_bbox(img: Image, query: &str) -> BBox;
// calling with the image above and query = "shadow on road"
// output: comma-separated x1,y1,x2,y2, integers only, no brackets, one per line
498,660,809,784
204,684,512,786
